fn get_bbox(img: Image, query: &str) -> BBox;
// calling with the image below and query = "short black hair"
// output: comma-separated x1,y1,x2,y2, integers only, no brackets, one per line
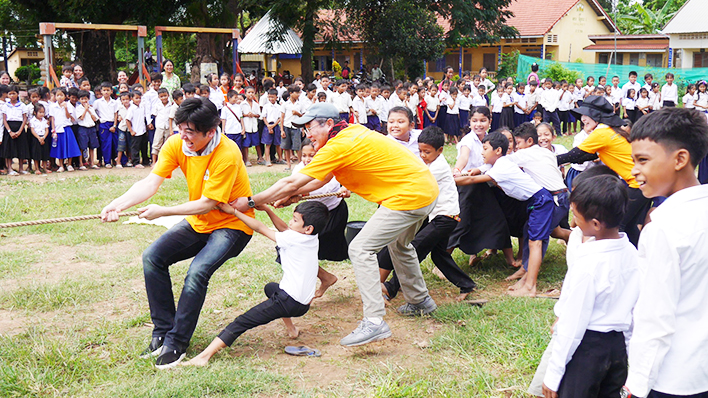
306,83,317,92
100,81,112,89
570,174,627,228
174,97,221,134
294,201,329,235
301,138,313,148
482,131,509,156
631,108,708,168
150,72,162,82
629,71,637,77
182,83,195,94
119,91,131,99
267,89,278,96
77,90,90,99
512,122,538,145
388,106,413,124
76,77,89,85
132,91,142,98
157,88,169,96
227,89,238,99
419,126,445,150
571,165,618,189
68,87,79,97
287,85,301,94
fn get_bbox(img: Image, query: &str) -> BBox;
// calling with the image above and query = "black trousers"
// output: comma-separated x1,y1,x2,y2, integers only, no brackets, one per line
130,133,149,166
649,390,708,398
218,282,310,346
380,215,476,296
557,330,627,398
559,110,570,134
543,110,561,135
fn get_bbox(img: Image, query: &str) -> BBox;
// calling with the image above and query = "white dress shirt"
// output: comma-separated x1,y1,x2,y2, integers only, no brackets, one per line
626,185,708,397
240,100,260,133
485,156,542,201
622,81,641,99
456,132,484,171
352,96,367,124
507,145,567,192
661,83,678,104
388,129,421,156
544,233,639,391
427,154,459,220
331,90,353,114
93,97,117,123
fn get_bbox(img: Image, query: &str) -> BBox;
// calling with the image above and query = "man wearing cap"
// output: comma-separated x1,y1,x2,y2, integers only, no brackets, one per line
230,103,440,347
101,98,255,368
557,95,652,247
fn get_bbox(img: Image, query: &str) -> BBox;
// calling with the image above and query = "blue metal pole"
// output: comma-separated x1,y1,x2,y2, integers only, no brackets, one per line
459,45,463,78
232,29,240,76
156,34,163,72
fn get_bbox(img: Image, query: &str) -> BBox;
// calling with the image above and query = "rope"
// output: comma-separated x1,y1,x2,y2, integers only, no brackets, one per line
0,211,141,229
302,192,341,200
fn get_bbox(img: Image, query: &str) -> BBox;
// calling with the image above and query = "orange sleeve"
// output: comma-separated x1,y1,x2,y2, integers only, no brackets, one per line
152,135,180,179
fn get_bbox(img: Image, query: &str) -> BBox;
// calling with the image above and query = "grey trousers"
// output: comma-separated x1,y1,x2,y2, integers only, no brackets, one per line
348,200,437,318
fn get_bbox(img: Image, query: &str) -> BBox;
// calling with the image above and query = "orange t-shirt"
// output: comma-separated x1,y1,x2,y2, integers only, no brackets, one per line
578,124,639,188
300,124,438,211
152,134,255,234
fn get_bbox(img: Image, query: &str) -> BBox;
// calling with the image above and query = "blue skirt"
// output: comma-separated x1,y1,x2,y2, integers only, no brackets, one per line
423,111,437,127
445,113,461,136
699,154,708,185
459,109,470,128
565,167,582,189
50,126,81,159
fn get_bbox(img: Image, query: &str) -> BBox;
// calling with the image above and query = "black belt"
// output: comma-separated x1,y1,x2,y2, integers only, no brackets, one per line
550,188,569,195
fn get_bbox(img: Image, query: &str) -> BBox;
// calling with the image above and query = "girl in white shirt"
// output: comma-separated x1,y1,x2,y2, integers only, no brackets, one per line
582,76,596,99
683,84,697,109
1,85,29,175
424,85,440,127
29,104,51,174
636,88,651,119
623,89,637,123
49,88,81,172
695,81,708,122
445,87,461,144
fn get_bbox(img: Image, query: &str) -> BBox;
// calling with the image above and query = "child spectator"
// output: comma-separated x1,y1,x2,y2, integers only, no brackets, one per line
455,132,556,297
473,85,488,107
490,84,506,132
2,85,28,175
115,92,132,168
386,106,420,155
206,73,223,110
151,88,172,163
316,92,327,103
143,73,163,156
623,89,637,123
29,104,51,174
169,89,184,135
260,88,283,166
60,64,75,89
219,73,231,102
424,85,440,127
661,72,677,107
221,90,245,152
300,83,316,111
540,79,563,135
610,76,623,115
636,88,651,119
683,84,697,109
281,85,304,170
94,82,118,168
331,80,353,121
182,83,196,99
459,84,472,134
352,84,368,125
445,86,461,144
643,73,654,93
512,83,527,128
583,76,596,99
365,83,385,133
49,87,81,172
541,174,639,397
558,81,573,135
241,86,261,166
380,126,476,301
622,71,641,100
625,108,708,398
181,201,330,366
126,91,149,168
75,90,100,169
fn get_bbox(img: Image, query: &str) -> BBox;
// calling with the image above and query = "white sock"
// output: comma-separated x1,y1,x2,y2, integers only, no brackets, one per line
365,317,382,325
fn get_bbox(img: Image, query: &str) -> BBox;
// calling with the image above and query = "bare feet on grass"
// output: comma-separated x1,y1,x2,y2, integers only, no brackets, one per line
314,267,338,299
282,318,299,339
181,355,210,367
507,283,536,297
505,267,527,282
455,291,472,302
508,274,527,290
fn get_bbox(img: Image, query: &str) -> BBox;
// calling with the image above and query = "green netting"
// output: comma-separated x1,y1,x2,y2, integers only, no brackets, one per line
517,54,708,86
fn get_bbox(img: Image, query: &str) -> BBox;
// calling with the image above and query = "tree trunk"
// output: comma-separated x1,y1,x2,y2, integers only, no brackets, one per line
299,1,318,84
191,33,216,83
73,30,117,84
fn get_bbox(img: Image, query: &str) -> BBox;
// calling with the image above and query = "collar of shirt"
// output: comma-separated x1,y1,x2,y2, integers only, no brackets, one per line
182,131,221,157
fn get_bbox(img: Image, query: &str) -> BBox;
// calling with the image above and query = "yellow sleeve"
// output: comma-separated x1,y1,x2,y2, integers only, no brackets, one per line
152,135,180,179
300,141,344,181
202,155,238,203
578,128,609,154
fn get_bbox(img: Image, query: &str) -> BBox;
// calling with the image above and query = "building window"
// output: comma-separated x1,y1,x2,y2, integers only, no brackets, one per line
546,34,558,44
599,52,621,65
646,53,663,67
694,52,708,68
629,53,639,66
483,53,496,71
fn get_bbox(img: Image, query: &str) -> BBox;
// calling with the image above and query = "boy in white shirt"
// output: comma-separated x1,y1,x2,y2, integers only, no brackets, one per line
379,86,391,132
151,88,173,164
241,87,261,166
622,71,641,100
331,80,353,121
540,79,563,135
542,174,639,397
512,83,527,128
260,89,283,166
281,85,304,170
94,82,118,168
455,132,555,297
126,91,149,168
114,92,132,168
610,76,624,115
316,76,334,103
75,90,100,169
365,83,385,133
660,72,678,107
221,90,246,161
352,85,368,125
143,73,162,156
169,90,184,136
625,108,708,398
182,201,330,366
472,85,488,107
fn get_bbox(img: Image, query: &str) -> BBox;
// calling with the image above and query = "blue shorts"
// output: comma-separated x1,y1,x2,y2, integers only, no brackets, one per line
261,125,281,146
117,129,128,152
365,116,381,133
243,131,259,147
78,126,99,150
550,190,570,230
226,133,244,148
525,188,555,241
339,112,350,122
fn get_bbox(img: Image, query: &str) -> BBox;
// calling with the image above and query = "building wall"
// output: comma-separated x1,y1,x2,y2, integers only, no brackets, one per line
8,49,44,80
546,0,613,63
668,33,708,68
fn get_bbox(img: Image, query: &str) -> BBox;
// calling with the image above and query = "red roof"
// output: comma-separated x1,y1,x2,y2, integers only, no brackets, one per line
584,43,669,51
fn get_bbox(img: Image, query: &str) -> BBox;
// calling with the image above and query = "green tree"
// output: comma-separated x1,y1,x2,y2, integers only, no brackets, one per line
615,0,688,34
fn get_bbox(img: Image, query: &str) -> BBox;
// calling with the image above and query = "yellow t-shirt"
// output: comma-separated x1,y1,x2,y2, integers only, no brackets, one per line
152,134,255,234
300,124,438,211
578,124,639,188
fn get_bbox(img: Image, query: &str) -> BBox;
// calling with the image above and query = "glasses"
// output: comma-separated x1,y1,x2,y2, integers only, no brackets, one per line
303,121,323,136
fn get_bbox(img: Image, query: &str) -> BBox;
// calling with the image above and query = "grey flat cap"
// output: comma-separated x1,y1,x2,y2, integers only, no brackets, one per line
292,102,340,127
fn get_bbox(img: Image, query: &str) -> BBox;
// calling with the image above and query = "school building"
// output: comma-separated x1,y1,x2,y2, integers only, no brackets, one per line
239,0,617,80
660,0,708,68
6,47,44,81
583,34,670,67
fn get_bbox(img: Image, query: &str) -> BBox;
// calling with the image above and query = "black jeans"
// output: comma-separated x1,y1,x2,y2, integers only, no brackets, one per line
218,282,310,346
130,133,149,166
380,215,476,296
142,219,252,352
557,330,627,398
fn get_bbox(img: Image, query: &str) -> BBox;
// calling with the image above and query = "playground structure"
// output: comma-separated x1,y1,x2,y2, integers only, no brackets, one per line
39,22,148,89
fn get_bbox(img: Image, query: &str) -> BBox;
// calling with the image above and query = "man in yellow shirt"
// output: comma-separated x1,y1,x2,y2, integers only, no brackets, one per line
230,103,439,347
101,98,254,368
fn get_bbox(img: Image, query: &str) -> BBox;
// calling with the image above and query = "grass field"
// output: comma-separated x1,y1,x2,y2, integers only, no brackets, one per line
0,141,573,397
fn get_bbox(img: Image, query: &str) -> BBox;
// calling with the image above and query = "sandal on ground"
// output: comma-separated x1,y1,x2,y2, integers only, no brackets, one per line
284,346,321,357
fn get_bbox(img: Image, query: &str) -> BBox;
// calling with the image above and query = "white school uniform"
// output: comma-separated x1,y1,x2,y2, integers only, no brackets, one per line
389,94,406,110
142,89,159,118
623,97,636,111
30,117,49,137
636,96,650,112
379,96,390,122
126,103,147,135
456,132,484,171
649,91,662,111
582,85,595,98
544,233,639,391
570,131,592,173
661,83,678,104
626,185,708,397
425,94,440,112
622,81,641,99
683,93,696,109
447,97,459,115
366,95,386,117
609,86,623,106
407,92,419,116
437,90,451,107
261,102,282,125
388,130,421,156
472,95,487,107
50,102,75,130
484,156,543,201
491,93,506,113
153,101,172,130
93,97,117,124
352,96,367,124
513,91,526,114
282,99,303,129
541,89,561,112
3,101,26,122
558,91,572,112
330,91,352,114
458,93,472,112
75,104,97,128
241,100,260,133
220,103,243,134
275,230,319,305
208,86,224,110
506,145,567,192
117,104,129,131
428,154,460,220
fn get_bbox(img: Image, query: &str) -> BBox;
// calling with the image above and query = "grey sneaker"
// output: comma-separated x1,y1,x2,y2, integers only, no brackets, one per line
340,319,392,347
397,296,437,316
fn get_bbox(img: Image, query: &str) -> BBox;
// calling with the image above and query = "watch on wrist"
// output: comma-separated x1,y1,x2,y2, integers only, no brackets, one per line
247,196,256,208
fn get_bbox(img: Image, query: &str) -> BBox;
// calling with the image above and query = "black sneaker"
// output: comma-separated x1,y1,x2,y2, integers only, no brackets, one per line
139,336,164,359
155,347,186,369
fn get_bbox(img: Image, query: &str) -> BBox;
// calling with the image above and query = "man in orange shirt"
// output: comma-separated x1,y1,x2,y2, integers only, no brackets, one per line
101,98,254,369
230,103,440,347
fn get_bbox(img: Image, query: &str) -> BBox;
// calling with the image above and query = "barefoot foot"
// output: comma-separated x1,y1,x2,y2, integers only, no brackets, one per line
314,269,338,299
286,325,299,339
181,356,209,367
507,284,536,297
455,291,472,302
505,267,527,282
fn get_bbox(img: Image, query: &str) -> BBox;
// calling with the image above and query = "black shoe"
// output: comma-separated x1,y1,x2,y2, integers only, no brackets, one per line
155,347,186,369
139,336,164,359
